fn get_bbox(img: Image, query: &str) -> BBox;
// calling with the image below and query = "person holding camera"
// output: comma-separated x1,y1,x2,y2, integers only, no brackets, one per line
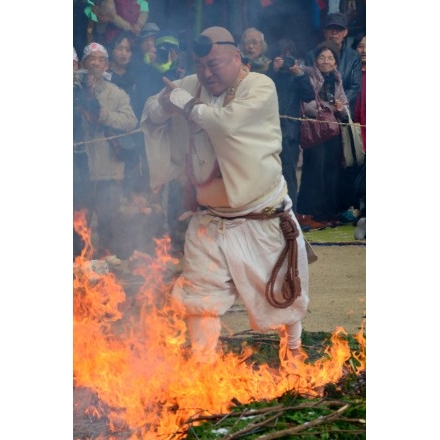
133,29,182,117
133,29,189,258
152,29,189,258
75,42,138,264
266,38,315,218
296,41,349,229
151,30,181,77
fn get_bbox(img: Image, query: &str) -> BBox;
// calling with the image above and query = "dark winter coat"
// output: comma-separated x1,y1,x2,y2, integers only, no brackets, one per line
266,66,315,141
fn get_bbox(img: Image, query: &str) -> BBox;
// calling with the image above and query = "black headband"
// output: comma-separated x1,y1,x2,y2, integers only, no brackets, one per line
193,34,237,57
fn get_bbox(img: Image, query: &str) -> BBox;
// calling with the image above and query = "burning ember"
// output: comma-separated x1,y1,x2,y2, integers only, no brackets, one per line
73,210,366,439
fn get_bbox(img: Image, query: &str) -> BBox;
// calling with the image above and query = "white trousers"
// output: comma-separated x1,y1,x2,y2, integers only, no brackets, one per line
172,202,309,358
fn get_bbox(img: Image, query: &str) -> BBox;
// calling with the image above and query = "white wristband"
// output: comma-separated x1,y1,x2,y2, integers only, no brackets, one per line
169,88,194,110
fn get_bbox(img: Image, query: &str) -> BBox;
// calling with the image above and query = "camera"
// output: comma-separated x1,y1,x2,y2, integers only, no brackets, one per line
155,46,170,64
280,55,296,71
73,69,88,88
327,93,336,105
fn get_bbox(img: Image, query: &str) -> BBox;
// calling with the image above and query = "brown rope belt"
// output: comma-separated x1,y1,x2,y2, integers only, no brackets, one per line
214,209,301,309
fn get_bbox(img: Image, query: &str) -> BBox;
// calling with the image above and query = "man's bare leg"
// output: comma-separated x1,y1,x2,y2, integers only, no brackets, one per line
186,315,222,363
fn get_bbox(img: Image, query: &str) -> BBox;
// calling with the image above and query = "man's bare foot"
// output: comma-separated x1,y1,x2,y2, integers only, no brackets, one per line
288,347,307,361
280,347,307,371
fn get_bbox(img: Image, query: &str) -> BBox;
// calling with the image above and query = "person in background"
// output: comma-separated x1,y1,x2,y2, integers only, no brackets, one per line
351,32,366,238
151,29,182,79
73,47,92,258
304,13,361,115
138,29,189,258
352,32,366,150
107,31,137,102
335,29,365,223
107,32,149,196
131,22,163,117
77,42,138,265
74,0,90,58
93,0,150,46
73,47,80,72
141,26,311,365
132,27,182,117
266,38,315,216
239,27,271,73
83,0,118,45
132,21,160,70
297,41,349,230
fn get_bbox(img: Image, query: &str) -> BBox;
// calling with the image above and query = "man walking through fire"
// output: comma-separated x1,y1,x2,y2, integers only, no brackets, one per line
140,26,313,365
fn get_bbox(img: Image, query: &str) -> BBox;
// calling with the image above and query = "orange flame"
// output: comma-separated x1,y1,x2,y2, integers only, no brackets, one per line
73,211,366,438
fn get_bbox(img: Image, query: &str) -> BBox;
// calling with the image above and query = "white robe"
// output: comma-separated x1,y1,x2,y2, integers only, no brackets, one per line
140,71,309,360
140,72,283,211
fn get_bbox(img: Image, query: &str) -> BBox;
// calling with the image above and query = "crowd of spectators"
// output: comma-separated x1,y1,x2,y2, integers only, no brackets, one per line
73,3,366,263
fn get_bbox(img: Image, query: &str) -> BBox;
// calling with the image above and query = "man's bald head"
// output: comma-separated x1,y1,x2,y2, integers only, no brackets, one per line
201,26,235,44
193,26,237,58
193,26,243,96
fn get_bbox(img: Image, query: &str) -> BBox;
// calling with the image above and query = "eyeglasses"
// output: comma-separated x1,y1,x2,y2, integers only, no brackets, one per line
193,34,237,57
243,40,263,47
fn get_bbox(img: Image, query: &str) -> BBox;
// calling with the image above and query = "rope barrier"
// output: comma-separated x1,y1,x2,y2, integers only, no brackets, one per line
73,127,143,149
280,114,367,129
73,115,366,149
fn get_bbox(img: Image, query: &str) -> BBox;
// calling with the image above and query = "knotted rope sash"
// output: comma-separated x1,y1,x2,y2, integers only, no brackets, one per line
228,208,301,309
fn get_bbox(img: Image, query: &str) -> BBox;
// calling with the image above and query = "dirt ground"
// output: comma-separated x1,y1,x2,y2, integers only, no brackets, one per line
109,241,366,337
221,244,366,336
